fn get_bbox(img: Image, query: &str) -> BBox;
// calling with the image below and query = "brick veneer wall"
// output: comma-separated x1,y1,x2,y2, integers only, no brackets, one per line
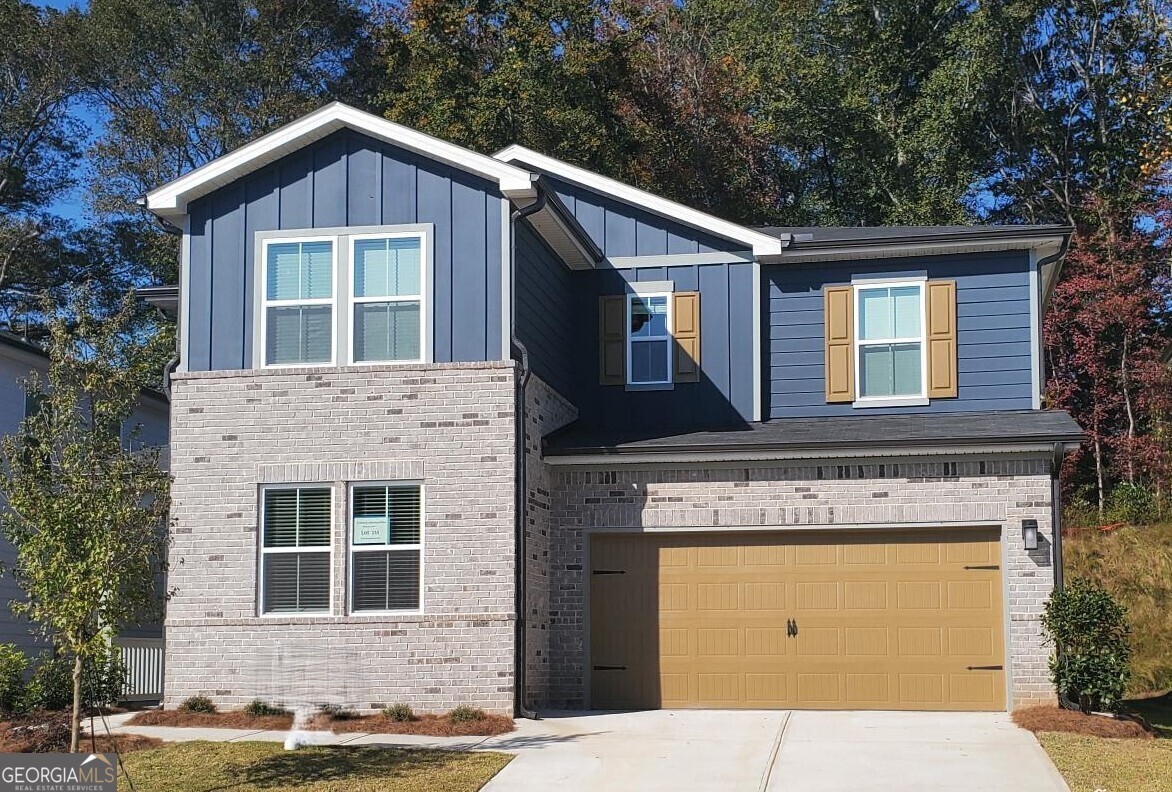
165,361,518,713
544,457,1056,710
521,376,578,709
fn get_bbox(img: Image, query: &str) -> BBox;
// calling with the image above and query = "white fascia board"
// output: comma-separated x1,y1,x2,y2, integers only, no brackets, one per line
146,103,536,218
494,145,788,257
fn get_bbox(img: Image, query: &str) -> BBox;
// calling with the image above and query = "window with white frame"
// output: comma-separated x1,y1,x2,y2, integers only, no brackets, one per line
855,282,925,399
260,487,332,614
627,293,672,385
350,484,422,612
350,235,424,363
262,239,335,366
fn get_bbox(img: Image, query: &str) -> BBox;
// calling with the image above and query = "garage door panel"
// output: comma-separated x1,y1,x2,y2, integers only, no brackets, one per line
590,529,1005,711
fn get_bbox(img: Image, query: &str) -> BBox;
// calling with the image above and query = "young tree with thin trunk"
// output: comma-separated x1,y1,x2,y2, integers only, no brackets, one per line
0,293,170,751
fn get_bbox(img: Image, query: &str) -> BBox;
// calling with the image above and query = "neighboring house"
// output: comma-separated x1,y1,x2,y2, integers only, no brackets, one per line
143,103,1083,716
0,332,169,665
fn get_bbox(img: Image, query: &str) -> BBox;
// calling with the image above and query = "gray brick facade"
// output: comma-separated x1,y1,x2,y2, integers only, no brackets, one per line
540,457,1057,711
165,361,518,713
167,364,1057,714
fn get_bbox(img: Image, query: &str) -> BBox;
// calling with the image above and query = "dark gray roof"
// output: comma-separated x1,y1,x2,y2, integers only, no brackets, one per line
544,410,1084,458
755,225,1071,248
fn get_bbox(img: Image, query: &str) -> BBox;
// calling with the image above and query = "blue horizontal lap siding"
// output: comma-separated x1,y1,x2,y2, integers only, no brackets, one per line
548,177,742,257
768,251,1035,418
515,222,576,399
185,129,503,371
572,261,755,428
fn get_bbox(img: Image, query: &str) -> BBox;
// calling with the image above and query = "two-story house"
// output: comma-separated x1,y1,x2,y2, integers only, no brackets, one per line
144,103,1082,715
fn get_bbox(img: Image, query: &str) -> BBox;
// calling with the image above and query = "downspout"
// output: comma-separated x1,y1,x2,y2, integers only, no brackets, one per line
1051,443,1065,593
150,210,184,401
510,184,547,720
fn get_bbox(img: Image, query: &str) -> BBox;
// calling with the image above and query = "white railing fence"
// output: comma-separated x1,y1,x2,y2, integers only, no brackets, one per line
115,637,164,702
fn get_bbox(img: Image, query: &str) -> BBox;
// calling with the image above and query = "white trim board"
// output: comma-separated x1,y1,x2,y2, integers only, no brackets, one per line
146,103,537,220
494,145,788,257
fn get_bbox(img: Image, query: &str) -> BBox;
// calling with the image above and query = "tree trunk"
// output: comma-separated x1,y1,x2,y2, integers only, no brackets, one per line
1094,437,1105,518
70,653,82,753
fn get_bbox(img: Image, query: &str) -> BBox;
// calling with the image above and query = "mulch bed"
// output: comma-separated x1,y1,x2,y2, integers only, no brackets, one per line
128,710,294,730
128,708,514,737
1013,705,1152,739
0,711,164,753
320,713,515,737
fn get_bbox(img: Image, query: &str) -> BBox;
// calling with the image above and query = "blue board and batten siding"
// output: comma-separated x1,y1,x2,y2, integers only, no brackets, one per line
515,221,576,399
548,177,742,257
768,251,1036,418
185,129,504,371
570,262,756,428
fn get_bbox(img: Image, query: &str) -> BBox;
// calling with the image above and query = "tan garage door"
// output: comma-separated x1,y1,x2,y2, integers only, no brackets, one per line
589,530,1005,711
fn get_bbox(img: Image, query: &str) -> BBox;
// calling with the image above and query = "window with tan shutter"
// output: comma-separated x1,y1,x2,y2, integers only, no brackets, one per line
823,279,958,405
598,290,701,387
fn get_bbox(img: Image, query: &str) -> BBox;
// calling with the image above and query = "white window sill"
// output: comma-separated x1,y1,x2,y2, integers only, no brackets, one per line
626,382,674,392
852,397,930,409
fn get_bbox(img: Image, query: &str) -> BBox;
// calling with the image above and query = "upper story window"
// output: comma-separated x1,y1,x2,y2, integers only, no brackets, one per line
351,235,424,363
599,287,700,389
826,277,956,407
257,225,430,369
628,293,672,385
855,282,925,400
262,239,336,366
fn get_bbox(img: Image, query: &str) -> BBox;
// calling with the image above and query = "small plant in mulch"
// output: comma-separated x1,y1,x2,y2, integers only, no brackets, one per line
178,695,217,714
448,706,487,724
318,704,361,721
243,699,288,717
381,703,415,722
1013,706,1152,739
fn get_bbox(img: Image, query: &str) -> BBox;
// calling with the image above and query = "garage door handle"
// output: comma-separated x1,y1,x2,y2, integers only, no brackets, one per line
593,665,627,671
592,570,626,575
963,565,1000,570
966,665,1004,671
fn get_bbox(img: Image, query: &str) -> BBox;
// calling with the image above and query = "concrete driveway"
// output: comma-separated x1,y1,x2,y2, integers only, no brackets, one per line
479,710,1070,792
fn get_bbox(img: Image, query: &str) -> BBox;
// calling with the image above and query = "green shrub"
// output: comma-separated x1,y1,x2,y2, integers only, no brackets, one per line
318,703,359,720
178,695,216,714
1042,579,1132,712
0,644,28,714
243,699,288,717
22,653,73,711
382,703,415,722
15,647,126,712
1105,483,1159,526
448,705,486,724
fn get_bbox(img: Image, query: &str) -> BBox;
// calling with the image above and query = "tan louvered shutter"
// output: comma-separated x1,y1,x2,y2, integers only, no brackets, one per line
672,292,701,383
824,285,854,402
925,280,958,398
599,296,626,386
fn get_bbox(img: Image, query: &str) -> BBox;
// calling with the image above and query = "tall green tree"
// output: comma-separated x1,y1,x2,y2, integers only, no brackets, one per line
0,292,170,751
84,0,379,216
0,0,94,334
991,0,1172,226
705,0,1035,225
378,0,780,221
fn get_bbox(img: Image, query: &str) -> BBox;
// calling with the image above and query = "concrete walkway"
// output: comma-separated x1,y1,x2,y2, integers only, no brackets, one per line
100,709,1070,792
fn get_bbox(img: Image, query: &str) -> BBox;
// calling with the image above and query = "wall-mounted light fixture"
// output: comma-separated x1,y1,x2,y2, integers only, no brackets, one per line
1022,519,1039,551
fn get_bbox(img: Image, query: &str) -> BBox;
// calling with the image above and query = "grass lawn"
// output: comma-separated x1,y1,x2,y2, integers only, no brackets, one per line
1038,733,1172,792
1125,692,1172,738
118,741,511,792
